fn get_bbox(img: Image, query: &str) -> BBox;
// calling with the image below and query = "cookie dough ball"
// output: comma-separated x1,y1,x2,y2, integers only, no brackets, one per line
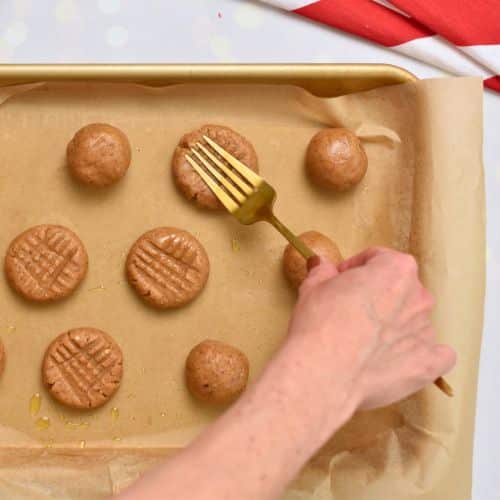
306,128,367,191
4,224,88,302
172,124,259,210
283,231,342,289
67,123,131,187
0,339,5,377
42,328,123,409
185,340,249,404
126,227,210,309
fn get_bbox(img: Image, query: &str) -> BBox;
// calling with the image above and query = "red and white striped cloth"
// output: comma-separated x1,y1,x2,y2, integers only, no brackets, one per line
261,0,500,92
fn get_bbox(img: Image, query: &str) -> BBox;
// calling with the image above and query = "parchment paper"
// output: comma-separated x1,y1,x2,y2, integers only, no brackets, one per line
0,77,484,499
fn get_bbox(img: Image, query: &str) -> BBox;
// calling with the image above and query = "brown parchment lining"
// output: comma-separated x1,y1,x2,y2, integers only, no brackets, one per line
0,77,484,499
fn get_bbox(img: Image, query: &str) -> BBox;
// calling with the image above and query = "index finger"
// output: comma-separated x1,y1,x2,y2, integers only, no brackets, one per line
338,246,394,273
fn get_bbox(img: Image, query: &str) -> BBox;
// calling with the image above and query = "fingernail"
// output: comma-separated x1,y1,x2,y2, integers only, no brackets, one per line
307,255,320,271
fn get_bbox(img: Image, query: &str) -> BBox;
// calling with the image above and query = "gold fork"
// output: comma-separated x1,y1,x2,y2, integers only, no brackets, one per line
185,135,315,259
184,135,453,398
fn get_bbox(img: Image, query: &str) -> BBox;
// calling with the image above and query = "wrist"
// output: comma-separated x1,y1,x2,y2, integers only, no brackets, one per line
259,334,360,451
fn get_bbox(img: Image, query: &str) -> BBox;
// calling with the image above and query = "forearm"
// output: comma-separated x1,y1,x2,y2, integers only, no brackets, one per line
118,335,358,500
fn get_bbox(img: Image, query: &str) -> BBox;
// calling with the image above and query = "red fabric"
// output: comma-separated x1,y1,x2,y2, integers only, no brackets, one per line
485,76,500,92
391,0,500,46
268,0,500,93
295,0,433,46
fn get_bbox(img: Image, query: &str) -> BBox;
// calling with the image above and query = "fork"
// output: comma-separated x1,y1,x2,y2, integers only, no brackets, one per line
184,135,453,398
185,135,315,259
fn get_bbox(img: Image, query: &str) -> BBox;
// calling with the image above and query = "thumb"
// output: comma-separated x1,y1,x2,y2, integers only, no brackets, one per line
299,256,338,296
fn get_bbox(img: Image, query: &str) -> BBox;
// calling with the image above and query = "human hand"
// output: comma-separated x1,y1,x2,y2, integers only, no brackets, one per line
287,247,456,411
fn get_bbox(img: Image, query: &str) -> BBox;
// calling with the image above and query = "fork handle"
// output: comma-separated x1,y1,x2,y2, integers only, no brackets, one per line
434,376,453,396
267,214,315,259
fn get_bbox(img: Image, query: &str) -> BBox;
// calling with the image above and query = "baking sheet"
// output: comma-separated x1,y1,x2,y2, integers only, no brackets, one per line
0,77,484,499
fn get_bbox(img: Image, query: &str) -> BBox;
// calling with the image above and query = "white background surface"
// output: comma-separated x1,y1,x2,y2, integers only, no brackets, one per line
0,1,498,499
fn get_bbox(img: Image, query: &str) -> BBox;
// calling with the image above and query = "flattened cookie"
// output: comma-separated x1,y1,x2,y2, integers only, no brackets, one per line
67,123,131,187
42,328,123,409
0,339,5,377
4,225,88,302
172,124,259,210
126,227,209,309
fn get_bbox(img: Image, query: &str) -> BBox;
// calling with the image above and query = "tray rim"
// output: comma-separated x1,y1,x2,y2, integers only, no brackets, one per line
0,63,417,96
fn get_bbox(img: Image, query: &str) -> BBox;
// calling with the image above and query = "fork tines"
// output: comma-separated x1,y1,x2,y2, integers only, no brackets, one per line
184,135,262,213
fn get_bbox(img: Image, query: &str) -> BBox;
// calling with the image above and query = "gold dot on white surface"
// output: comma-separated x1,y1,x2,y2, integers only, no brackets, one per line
98,0,121,14
13,0,32,18
0,40,13,61
3,21,27,47
55,0,77,24
234,4,263,29
209,35,233,61
106,25,129,47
